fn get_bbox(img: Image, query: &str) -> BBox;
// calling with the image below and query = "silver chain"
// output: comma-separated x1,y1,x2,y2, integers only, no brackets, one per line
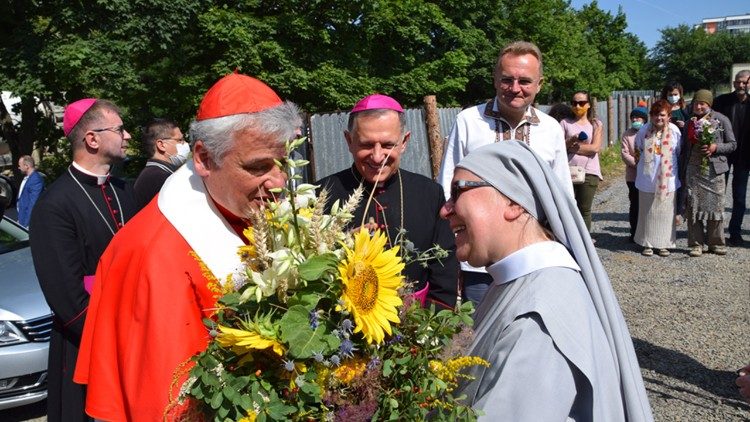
67,167,124,236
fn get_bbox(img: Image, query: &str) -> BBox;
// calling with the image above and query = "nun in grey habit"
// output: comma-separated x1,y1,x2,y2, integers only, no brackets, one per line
442,141,652,421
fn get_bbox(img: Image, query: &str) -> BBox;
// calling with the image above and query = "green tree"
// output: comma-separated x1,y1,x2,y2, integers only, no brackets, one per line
0,0,205,179
575,2,652,97
650,25,750,93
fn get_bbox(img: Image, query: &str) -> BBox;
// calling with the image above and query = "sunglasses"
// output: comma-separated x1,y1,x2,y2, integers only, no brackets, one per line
450,180,493,203
571,100,589,107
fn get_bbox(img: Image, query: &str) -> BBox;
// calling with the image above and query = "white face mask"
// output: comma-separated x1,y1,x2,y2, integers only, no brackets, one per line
667,95,680,105
168,142,191,167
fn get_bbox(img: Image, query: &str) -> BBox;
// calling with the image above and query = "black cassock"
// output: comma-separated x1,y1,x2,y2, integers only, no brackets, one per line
318,167,459,309
29,165,137,422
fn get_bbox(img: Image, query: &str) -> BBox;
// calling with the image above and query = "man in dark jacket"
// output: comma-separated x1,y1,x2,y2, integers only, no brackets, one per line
714,70,750,246
133,118,188,210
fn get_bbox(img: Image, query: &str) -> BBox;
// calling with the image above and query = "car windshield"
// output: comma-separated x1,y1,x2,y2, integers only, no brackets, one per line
0,217,29,254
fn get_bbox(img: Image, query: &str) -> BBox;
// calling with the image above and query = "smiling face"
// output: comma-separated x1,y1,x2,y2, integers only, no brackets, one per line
650,110,669,130
345,110,409,184
493,53,543,118
194,127,287,218
692,101,711,117
439,168,509,267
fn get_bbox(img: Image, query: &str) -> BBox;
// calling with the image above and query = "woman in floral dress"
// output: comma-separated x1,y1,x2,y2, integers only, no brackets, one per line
634,100,682,257
680,89,736,257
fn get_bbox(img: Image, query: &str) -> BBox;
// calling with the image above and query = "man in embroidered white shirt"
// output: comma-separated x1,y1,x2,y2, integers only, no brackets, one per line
438,40,573,306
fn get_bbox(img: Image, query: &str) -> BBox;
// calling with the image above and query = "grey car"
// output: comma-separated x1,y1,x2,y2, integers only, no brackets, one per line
0,216,52,410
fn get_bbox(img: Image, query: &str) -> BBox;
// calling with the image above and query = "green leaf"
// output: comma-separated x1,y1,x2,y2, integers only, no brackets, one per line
297,253,338,281
222,385,236,401
286,291,322,309
210,390,224,409
383,359,394,377
279,305,330,358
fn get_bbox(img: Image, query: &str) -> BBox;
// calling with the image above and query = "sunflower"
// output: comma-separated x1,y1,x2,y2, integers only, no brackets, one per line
216,325,285,357
338,228,404,344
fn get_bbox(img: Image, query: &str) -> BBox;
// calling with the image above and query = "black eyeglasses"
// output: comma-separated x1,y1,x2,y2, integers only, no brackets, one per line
450,180,493,203
571,100,589,107
91,125,126,137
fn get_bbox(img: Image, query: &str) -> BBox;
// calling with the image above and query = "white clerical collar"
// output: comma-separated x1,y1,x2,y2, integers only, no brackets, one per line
71,161,109,185
158,160,244,282
486,241,580,285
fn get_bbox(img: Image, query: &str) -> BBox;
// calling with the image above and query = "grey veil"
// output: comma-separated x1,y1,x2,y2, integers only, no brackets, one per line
457,141,653,421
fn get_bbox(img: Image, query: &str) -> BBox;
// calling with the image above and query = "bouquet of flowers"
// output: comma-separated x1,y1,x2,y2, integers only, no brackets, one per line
173,139,487,421
690,117,722,175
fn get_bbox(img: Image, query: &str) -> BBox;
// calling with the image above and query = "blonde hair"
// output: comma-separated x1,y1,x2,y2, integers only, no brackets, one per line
495,41,544,76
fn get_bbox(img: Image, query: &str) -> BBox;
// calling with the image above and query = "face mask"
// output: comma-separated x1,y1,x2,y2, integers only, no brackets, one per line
631,121,644,130
667,95,680,105
572,105,588,118
168,142,191,167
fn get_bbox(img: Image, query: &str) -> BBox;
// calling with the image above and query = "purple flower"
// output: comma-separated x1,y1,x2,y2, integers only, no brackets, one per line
366,357,381,371
340,318,354,335
329,355,341,367
309,309,319,329
339,339,357,358
386,334,403,345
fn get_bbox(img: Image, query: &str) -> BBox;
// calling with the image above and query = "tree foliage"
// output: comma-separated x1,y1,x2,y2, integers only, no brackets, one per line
651,25,750,93
0,0,655,180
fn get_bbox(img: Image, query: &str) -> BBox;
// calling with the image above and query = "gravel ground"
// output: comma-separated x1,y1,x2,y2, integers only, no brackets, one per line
3,172,749,422
593,173,750,421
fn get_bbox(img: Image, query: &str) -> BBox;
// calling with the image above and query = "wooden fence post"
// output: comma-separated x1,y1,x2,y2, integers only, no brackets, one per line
423,95,442,180
607,96,615,147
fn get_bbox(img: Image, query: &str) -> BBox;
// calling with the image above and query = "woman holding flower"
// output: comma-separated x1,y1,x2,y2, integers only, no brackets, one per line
680,89,736,257
634,100,682,257
441,141,652,421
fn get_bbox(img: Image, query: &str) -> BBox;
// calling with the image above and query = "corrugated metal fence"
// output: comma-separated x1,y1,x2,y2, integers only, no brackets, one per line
307,92,657,181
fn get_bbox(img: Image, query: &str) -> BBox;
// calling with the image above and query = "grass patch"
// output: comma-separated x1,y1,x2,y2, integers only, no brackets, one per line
598,142,626,190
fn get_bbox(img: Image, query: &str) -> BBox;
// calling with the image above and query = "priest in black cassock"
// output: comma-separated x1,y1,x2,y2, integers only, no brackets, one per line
29,98,137,422
317,94,459,309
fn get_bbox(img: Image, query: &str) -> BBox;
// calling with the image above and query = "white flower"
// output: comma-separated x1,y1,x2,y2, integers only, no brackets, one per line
229,266,248,291
294,183,318,208
240,268,278,302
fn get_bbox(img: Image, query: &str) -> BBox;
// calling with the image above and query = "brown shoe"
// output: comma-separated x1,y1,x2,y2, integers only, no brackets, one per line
688,246,702,257
657,248,670,257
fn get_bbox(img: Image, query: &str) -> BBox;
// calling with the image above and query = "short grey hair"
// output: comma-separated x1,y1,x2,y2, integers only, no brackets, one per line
347,109,407,134
189,101,302,164
735,70,750,81
19,155,35,167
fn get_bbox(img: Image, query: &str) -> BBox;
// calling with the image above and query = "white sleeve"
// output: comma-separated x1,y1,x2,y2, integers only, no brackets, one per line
550,123,575,198
475,314,578,422
438,117,466,201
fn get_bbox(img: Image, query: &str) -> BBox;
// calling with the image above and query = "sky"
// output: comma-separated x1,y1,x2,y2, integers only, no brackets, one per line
570,0,750,50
